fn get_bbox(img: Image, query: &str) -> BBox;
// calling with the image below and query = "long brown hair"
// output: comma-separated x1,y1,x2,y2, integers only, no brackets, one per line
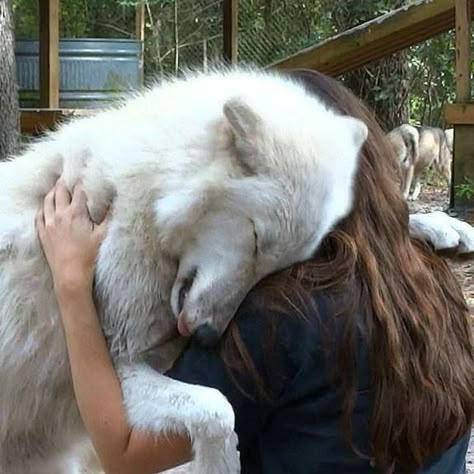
221,69,474,473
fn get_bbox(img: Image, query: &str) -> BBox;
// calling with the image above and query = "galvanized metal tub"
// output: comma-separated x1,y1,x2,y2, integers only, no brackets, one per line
15,38,142,108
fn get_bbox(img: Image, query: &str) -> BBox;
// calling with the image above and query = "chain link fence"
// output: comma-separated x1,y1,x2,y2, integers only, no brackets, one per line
238,0,329,67
13,0,334,79
143,0,224,79
144,0,330,77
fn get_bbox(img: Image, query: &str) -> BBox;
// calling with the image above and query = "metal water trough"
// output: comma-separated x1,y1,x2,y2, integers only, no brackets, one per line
15,38,142,109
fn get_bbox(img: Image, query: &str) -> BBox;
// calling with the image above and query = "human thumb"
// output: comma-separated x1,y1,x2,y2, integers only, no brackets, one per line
95,208,111,241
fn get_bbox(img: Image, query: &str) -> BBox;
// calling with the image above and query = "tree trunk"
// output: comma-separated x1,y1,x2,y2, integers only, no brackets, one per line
0,0,19,160
341,51,410,131
327,0,410,131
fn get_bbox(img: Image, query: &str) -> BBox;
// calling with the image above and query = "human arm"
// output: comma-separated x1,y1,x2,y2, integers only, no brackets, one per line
166,291,315,447
36,180,192,474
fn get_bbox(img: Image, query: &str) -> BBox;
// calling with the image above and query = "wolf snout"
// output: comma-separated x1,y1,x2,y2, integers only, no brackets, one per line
194,323,220,347
177,312,220,346
177,312,192,337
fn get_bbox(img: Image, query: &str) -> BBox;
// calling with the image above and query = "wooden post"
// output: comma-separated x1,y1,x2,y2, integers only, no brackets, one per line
39,0,59,109
455,0,471,102
223,0,238,64
136,1,145,84
451,0,473,210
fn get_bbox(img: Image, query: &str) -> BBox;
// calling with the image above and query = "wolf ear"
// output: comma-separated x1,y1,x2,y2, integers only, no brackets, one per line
338,116,368,150
223,98,260,142
223,99,265,175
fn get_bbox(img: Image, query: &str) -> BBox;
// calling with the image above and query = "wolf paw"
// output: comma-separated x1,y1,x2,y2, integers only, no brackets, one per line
118,362,235,441
183,385,236,441
192,432,240,474
409,211,474,254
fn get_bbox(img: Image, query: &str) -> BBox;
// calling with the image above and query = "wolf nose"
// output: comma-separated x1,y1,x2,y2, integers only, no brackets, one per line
194,323,220,347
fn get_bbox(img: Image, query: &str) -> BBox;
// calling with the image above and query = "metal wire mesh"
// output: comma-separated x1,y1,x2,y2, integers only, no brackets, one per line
13,0,331,79
144,0,330,76
238,0,327,67
143,0,224,79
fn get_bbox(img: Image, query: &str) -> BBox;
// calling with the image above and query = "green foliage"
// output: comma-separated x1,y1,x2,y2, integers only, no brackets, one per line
424,167,447,188
455,178,474,202
13,0,135,39
408,33,457,127
12,0,38,37
323,0,410,130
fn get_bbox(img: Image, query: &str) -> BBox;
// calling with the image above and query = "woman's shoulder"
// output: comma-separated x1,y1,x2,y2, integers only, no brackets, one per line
166,284,337,394
235,284,351,346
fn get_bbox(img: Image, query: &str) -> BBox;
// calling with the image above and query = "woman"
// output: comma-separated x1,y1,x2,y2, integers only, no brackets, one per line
37,70,473,474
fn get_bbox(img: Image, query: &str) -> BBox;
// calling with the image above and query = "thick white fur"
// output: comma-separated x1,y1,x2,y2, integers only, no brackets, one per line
0,68,368,473
409,211,474,254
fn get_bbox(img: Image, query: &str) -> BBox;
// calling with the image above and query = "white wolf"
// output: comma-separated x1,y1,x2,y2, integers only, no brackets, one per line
387,124,452,200
0,69,368,474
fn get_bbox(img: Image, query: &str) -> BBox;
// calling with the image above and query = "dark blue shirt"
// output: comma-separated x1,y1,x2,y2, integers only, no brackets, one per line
167,290,469,473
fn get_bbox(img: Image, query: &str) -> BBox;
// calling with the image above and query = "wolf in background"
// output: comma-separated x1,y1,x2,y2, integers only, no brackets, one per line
387,124,452,200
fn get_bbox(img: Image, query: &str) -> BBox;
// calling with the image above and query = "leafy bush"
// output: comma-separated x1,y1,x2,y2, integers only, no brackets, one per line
455,177,474,202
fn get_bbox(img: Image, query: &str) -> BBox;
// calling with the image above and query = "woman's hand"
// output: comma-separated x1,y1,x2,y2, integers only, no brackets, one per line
36,180,191,474
36,179,109,298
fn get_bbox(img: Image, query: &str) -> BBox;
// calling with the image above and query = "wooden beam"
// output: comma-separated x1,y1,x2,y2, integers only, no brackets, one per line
223,0,239,64
271,0,474,76
136,0,145,84
39,0,60,108
455,0,472,101
445,103,474,124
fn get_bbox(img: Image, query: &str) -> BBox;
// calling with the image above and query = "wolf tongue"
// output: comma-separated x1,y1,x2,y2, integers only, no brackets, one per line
177,312,192,337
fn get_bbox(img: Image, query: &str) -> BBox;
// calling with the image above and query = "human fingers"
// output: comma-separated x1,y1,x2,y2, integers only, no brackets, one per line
43,188,56,226
54,178,72,211
71,182,89,217
94,208,111,242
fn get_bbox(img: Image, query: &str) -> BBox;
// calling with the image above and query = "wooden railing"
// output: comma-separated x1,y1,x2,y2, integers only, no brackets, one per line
271,0,472,76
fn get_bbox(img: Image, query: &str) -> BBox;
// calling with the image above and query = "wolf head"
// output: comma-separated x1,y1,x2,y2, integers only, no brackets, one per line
151,72,367,346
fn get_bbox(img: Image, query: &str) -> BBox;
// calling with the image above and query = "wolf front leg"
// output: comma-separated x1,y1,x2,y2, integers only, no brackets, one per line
409,171,423,201
401,163,414,200
117,362,240,474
